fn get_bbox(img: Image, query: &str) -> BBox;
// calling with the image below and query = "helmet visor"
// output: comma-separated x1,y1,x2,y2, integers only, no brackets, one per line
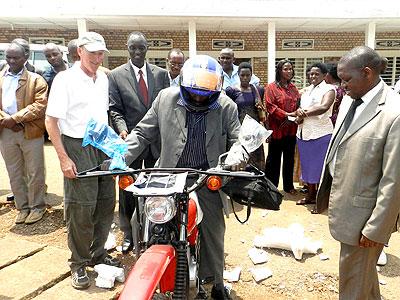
184,86,215,97
180,55,223,92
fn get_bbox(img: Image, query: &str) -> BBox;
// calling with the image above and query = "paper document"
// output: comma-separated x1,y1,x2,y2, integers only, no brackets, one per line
125,172,188,196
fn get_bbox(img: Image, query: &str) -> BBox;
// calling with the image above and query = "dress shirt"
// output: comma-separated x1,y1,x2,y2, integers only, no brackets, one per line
130,60,148,87
329,80,383,176
1,68,23,115
222,64,260,89
169,73,180,87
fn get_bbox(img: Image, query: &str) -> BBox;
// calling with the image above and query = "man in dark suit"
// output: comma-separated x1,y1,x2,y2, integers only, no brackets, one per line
109,31,169,253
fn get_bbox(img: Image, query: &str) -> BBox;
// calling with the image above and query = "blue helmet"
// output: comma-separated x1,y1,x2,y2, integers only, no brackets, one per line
180,55,223,111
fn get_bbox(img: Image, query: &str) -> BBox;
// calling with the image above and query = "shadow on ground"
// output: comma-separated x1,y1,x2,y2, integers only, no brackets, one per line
0,189,11,197
380,253,400,278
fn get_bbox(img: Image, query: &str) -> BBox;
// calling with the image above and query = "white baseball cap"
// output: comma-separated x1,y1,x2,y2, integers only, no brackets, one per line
77,32,109,53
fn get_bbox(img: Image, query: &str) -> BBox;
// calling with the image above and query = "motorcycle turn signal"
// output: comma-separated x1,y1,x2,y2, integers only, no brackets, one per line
118,175,135,190
206,176,222,191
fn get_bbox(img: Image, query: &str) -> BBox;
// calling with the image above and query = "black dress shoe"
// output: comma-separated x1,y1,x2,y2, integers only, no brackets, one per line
211,284,232,300
6,194,14,201
121,238,133,254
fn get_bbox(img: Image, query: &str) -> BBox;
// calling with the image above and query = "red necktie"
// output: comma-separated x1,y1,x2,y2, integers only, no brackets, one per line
138,70,148,106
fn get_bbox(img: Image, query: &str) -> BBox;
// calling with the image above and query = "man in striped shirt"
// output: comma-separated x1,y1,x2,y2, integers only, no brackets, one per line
123,55,240,299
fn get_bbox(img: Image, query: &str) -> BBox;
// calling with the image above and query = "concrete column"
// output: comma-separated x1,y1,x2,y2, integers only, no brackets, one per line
365,22,376,49
188,21,197,58
77,19,88,37
268,21,276,83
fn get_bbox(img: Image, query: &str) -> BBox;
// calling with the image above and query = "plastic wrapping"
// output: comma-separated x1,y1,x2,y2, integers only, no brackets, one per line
82,118,128,170
225,115,272,166
253,223,323,260
239,115,272,153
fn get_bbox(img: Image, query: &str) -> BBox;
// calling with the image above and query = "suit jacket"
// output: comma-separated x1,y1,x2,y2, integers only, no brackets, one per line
0,67,48,139
316,83,400,246
125,87,240,168
109,62,169,134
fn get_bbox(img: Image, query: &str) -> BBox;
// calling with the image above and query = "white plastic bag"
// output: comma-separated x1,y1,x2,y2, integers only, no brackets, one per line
94,264,125,289
225,115,272,166
253,223,323,260
239,115,272,153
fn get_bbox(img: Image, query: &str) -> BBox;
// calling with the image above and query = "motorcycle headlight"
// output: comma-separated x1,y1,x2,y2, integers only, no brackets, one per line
144,196,176,224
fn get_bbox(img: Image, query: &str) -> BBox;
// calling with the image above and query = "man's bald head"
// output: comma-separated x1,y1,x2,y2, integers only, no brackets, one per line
11,38,30,60
218,48,235,73
337,46,383,100
43,43,64,68
219,48,234,57
339,46,382,75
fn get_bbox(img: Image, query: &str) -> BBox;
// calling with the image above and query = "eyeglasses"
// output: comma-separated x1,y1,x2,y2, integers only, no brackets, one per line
168,61,184,68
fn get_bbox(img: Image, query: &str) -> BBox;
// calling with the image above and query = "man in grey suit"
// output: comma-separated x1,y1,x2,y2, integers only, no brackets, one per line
109,31,169,253
316,46,400,299
122,55,239,299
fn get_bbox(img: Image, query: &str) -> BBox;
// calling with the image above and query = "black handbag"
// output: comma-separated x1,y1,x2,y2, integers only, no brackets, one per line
221,164,283,224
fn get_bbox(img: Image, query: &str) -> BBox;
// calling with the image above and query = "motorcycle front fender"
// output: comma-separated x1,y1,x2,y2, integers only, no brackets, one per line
119,245,176,300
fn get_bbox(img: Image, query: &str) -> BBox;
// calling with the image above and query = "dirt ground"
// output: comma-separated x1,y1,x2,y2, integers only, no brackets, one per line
1,142,399,299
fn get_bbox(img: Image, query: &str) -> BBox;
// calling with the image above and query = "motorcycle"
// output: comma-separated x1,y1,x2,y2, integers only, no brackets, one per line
78,163,264,300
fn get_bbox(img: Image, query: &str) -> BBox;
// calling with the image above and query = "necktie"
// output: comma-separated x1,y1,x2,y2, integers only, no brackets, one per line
328,98,363,159
138,70,148,106
340,98,364,135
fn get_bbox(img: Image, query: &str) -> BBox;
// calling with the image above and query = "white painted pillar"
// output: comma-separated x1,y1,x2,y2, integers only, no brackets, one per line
268,22,276,83
77,19,88,37
365,22,376,49
188,21,197,58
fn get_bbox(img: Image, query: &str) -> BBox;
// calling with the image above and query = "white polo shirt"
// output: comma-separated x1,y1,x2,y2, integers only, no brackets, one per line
46,62,109,138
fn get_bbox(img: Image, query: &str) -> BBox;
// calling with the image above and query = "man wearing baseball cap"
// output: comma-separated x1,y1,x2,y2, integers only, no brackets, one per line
45,32,119,289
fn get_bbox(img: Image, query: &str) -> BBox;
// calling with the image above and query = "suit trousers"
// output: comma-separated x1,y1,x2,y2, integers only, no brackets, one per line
339,242,384,300
196,183,225,285
265,135,296,191
119,147,157,240
62,136,116,271
0,128,45,212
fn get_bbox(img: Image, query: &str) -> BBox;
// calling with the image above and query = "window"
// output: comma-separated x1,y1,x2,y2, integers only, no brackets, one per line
148,58,167,69
381,57,400,87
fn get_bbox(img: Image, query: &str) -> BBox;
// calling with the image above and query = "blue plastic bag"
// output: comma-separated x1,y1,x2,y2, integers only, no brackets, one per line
82,118,128,170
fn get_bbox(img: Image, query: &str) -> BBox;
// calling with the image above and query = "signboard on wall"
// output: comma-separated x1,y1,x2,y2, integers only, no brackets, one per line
212,39,244,50
29,37,65,46
148,39,173,49
282,39,314,49
376,39,400,49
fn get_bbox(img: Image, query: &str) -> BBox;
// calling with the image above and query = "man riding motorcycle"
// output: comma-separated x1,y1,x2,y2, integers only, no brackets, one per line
122,55,240,299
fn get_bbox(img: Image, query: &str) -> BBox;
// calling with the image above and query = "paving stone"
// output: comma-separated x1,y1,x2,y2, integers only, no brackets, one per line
0,238,45,269
0,246,69,299
34,271,123,300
